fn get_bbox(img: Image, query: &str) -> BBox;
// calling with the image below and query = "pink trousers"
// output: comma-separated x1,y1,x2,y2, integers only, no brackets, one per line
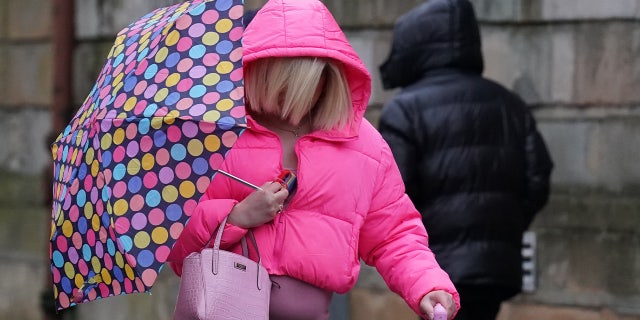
269,275,333,320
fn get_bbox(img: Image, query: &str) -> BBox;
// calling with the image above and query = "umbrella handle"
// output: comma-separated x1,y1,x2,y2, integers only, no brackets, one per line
216,169,263,190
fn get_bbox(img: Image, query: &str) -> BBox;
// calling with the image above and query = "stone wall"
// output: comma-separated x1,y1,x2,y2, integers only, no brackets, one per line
0,0,639,319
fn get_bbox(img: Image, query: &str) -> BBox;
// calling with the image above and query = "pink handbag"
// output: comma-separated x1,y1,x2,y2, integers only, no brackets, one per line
173,216,271,319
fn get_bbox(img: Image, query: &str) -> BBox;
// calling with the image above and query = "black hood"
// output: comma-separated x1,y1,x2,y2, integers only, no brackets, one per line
379,0,484,89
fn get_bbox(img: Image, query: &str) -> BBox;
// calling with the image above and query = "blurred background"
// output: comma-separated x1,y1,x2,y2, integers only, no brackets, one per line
1,0,639,319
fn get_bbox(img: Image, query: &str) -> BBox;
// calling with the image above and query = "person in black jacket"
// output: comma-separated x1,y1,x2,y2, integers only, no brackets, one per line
378,0,553,319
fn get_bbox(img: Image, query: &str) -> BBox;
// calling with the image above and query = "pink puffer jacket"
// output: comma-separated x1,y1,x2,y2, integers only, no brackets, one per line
168,0,460,314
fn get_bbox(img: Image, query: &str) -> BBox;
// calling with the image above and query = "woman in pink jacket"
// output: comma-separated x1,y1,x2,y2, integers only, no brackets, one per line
168,0,460,319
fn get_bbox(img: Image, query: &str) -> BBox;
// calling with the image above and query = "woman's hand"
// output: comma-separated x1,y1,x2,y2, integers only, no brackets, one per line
227,181,289,228
419,290,456,320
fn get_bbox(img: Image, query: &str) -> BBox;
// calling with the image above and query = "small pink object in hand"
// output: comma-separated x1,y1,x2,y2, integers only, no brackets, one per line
433,303,447,320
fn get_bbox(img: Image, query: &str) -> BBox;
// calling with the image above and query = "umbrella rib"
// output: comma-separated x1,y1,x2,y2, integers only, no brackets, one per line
216,170,263,190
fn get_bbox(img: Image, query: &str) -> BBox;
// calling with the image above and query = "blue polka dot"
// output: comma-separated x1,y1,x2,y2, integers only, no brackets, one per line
171,144,187,161
113,164,126,181
143,103,158,118
102,151,112,167
61,277,72,293
102,210,110,227
101,187,110,202
216,40,233,54
113,266,124,282
153,131,166,147
118,236,133,252
189,85,207,98
165,92,181,106
144,64,158,80
107,239,116,256
137,250,155,268
137,47,149,62
62,145,69,161
166,52,181,68
82,244,92,261
124,76,138,92
217,116,237,130
76,190,86,207
146,190,161,207
77,163,88,180
215,0,233,11
166,204,182,221
112,53,124,67
52,250,64,268
216,80,234,93
192,157,208,175
189,44,206,59
78,217,88,234
128,176,142,194
125,34,140,46
138,118,150,135
191,2,207,15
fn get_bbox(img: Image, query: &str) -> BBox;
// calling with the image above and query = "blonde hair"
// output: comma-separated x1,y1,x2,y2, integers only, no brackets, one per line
244,57,352,131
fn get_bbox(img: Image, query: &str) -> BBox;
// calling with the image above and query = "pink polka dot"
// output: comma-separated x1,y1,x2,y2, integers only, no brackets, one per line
112,181,127,198
196,176,211,193
230,67,243,82
231,106,246,119
114,93,127,109
209,153,224,169
229,26,243,41
114,217,131,234
202,53,220,66
113,63,124,77
78,259,89,275
99,283,110,299
177,58,194,72
222,130,239,148
148,208,165,226
86,230,96,247
133,99,149,115
230,86,244,100
167,126,182,143
124,279,133,293
135,278,145,292
69,205,79,222
135,59,149,76
134,80,148,95
104,253,113,270
113,146,126,163
156,149,170,166
175,14,192,30
155,245,171,263
52,267,61,283
141,269,158,287
230,47,243,63
130,194,145,211
176,97,194,111
203,92,221,104
176,37,193,52
58,292,70,308
84,175,93,192
229,4,243,19
95,200,104,216
140,136,153,152
201,9,219,24
175,162,192,180
177,78,194,93
154,68,169,84
143,172,158,189
112,281,122,296
124,59,136,74
170,222,184,240
56,236,69,253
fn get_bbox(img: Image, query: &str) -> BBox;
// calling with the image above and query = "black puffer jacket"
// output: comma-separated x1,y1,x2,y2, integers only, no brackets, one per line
378,0,553,297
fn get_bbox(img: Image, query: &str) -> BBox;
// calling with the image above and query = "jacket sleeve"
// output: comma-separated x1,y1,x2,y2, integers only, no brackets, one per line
378,99,421,199
358,141,460,316
167,177,249,276
522,111,553,228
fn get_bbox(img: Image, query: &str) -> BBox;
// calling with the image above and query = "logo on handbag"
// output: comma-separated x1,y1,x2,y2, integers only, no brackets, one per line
234,262,247,271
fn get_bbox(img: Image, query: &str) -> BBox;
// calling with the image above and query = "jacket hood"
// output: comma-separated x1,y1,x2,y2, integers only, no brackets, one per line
379,0,484,89
243,0,372,139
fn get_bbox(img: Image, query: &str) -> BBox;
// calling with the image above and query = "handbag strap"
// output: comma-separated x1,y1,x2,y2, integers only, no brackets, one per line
210,216,265,290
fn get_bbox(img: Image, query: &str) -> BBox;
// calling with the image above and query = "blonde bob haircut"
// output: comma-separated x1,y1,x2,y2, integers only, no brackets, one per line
244,57,352,131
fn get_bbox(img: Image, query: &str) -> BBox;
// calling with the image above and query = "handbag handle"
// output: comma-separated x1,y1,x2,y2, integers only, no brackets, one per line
207,215,266,290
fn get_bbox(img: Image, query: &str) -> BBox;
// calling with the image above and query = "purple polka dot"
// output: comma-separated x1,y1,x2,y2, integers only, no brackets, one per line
131,212,148,231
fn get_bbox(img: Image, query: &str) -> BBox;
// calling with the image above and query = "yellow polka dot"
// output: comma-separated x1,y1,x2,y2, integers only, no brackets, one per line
154,88,169,103
187,139,204,156
100,133,113,150
151,117,164,130
203,110,221,122
85,148,94,164
162,185,179,203
115,252,125,268
64,262,76,279
84,203,94,219
92,213,101,231
202,32,220,46
165,30,180,46
101,268,112,285
216,61,234,74
124,96,137,111
113,199,129,216
112,73,124,87
62,220,73,237
51,144,59,160
91,160,100,177
113,128,126,145
204,135,221,152
91,256,101,273
134,232,151,250
203,73,220,86
216,99,234,111
111,82,124,97
180,180,196,198
165,73,181,87
74,273,84,289
112,43,125,57
142,153,155,171
127,159,141,175
151,227,169,245
215,19,232,33
125,264,135,280
155,47,169,63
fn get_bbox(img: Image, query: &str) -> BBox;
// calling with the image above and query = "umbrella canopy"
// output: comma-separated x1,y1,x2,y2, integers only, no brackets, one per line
50,0,245,310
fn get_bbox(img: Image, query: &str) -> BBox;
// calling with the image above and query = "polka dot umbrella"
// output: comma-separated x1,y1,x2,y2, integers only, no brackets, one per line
49,0,245,310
